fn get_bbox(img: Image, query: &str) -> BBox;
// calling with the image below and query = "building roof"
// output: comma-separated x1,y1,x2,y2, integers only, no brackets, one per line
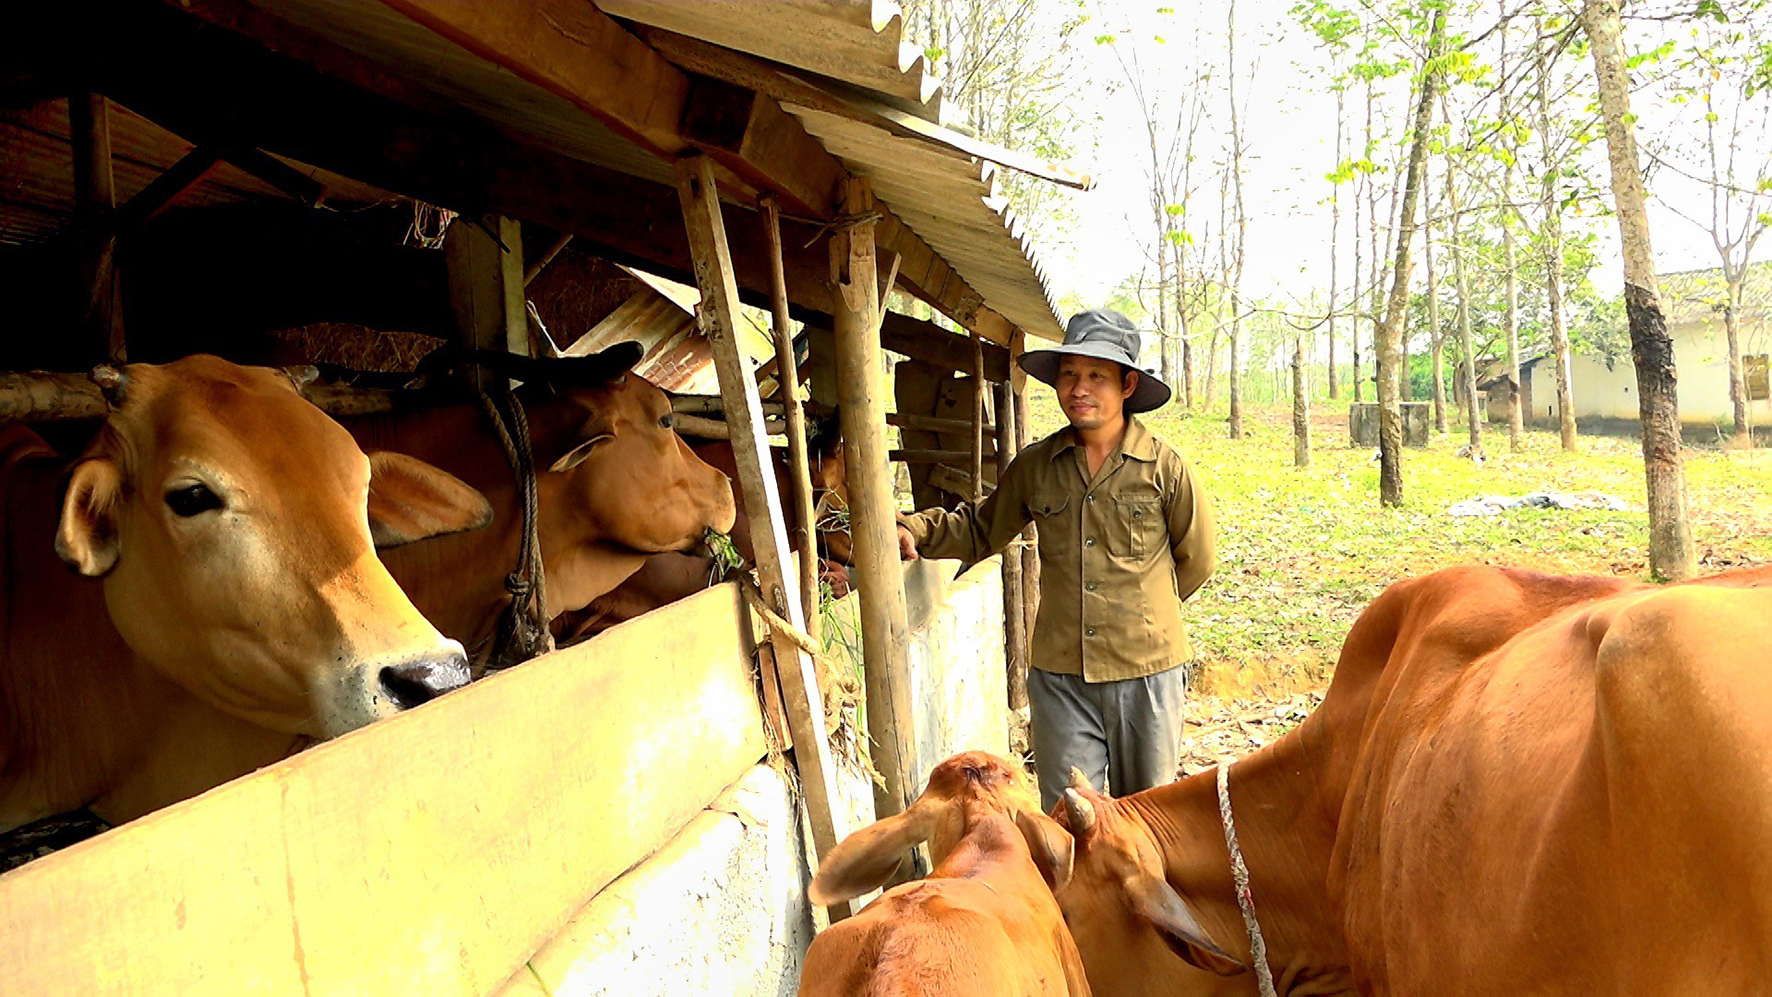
1660,261,1772,326
2,0,1068,342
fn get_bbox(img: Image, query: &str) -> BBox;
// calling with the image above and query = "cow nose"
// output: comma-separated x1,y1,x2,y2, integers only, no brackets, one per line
378,655,470,710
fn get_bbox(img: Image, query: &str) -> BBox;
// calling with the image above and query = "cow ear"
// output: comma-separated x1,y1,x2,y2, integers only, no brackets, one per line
365,451,493,548
1125,872,1246,976
1014,809,1075,892
548,431,614,473
56,457,123,577
808,803,934,906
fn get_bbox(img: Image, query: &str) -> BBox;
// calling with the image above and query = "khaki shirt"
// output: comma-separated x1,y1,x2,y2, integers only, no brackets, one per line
901,417,1215,682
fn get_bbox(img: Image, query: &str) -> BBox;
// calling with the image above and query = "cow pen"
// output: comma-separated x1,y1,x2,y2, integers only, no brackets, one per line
0,2,1082,993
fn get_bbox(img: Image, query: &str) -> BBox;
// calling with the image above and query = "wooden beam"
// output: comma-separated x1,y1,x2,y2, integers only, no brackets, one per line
675,155,856,923
112,145,227,233
971,333,986,503
444,215,526,389
683,79,844,219
522,232,573,287
995,381,1027,711
886,412,994,435
69,92,123,364
828,177,916,823
1015,379,1039,656
891,448,997,464
879,311,1011,380
761,196,823,638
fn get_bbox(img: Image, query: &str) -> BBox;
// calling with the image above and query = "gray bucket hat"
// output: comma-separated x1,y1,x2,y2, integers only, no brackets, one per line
1017,308,1172,413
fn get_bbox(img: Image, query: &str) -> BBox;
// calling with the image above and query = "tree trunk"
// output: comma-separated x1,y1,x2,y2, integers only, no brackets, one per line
1582,0,1696,581
1328,89,1343,401
1426,207,1447,432
1376,11,1444,507
1725,292,1750,446
1353,168,1364,404
1445,134,1482,448
1294,332,1311,467
1536,21,1578,452
1499,22,1525,451
1226,0,1245,440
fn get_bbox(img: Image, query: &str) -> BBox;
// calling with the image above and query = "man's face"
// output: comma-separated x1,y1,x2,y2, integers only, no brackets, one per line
1055,355,1137,431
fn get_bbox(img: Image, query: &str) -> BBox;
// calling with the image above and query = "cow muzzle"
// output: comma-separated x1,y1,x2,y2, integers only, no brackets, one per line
378,654,471,710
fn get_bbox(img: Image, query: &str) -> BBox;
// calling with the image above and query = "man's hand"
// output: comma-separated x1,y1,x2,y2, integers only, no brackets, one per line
896,524,920,561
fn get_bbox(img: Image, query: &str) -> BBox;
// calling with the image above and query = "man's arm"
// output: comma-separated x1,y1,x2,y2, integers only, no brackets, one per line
1166,456,1217,601
896,453,1035,563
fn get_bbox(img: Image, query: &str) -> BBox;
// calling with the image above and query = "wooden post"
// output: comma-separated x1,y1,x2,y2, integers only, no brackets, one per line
1014,375,1040,656
828,177,917,822
445,215,527,385
760,195,823,641
971,333,986,504
675,156,856,921
995,380,1028,710
70,93,124,364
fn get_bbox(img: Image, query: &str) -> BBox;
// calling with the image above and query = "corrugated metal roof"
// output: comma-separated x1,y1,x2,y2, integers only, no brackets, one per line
1661,261,1772,326
563,266,775,393
596,0,946,122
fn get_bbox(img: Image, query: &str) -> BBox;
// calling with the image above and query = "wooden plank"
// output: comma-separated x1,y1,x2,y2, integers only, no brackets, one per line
684,80,845,219
761,196,823,638
112,146,228,233
675,155,856,922
829,178,917,822
887,412,995,434
996,380,1027,710
0,583,766,995
445,215,526,389
880,310,1011,380
893,448,997,464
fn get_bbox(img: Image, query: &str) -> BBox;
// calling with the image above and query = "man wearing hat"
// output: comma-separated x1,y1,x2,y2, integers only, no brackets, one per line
896,308,1216,809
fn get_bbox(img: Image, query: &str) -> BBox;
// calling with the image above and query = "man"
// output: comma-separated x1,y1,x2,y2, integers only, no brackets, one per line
897,309,1216,809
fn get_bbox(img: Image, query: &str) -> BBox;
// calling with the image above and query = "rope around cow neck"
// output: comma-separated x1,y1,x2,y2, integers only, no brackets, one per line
477,382,553,670
1217,761,1279,997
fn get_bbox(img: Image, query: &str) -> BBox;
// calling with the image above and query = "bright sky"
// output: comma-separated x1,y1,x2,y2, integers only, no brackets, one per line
1034,0,1772,314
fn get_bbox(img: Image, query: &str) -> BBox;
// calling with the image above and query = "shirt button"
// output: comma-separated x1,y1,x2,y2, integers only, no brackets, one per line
1084,537,1096,547
1086,627,1097,637
1086,494,1096,503
1085,581,1097,592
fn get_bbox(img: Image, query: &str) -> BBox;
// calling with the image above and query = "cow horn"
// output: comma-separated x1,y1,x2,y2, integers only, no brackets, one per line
1068,767,1095,791
1063,788,1097,836
89,365,127,408
283,365,321,389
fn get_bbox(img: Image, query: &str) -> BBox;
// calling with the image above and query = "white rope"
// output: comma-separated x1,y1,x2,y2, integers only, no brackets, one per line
1217,761,1279,997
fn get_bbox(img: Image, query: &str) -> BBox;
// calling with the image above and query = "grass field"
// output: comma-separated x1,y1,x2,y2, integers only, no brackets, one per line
1022,383,1772,696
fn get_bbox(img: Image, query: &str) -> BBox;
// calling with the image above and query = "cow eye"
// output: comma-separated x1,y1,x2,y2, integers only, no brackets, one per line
165,483,224,517
659,413,675,429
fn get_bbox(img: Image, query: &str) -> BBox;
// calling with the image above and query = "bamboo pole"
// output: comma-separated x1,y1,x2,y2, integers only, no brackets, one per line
1014,377,1039,653
971,333,986,504
828,177,917,823
675,156,856,921
70,93,124,364
761,195,822,640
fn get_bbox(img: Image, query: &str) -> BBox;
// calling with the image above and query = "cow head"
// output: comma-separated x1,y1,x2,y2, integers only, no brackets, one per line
498,345,736,555
1050,774,1250,993
56,355,492,738
809,751,1075,906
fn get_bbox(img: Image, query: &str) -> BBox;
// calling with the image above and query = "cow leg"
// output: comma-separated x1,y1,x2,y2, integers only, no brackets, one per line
1027,668,1109,811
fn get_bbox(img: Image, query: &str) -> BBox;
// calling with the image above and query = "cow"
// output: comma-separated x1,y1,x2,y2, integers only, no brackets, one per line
345,344,737,663
559,414,853,641
1041,564,1772,996
802,751,1091,997
0,355,493,836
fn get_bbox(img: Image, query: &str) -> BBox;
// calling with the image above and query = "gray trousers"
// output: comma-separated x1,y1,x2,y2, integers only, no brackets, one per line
1026,665,1187,811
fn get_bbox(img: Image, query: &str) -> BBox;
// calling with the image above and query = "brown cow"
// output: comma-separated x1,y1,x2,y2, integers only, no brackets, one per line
562,417,852,640
0,356,492,834
347,345,736,662
803,751,1091,997
1044,564,1772,996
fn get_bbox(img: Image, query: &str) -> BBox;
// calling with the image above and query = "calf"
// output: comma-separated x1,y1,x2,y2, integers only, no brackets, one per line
802,751,1091,996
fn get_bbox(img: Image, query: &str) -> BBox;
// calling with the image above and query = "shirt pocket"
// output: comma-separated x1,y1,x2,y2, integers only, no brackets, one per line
1111,495,1163,560
1028,491,1072,557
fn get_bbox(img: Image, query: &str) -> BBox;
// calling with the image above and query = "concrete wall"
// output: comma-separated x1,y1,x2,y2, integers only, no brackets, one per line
1555,315,1772,426
498,558,1009,997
